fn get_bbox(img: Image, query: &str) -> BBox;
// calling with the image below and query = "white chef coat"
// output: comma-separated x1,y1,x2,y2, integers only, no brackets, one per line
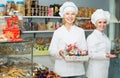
49,25,87,77
86,29,111,78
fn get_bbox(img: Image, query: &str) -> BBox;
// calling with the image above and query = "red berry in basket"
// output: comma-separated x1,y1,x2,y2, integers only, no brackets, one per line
67,46,72,52
67,44,72,52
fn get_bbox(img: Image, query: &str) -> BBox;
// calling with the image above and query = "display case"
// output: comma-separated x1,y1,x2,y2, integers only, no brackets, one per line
0,41,34,78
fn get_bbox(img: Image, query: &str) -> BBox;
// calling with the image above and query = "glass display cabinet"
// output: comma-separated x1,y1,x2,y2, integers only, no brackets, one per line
0,41,34,78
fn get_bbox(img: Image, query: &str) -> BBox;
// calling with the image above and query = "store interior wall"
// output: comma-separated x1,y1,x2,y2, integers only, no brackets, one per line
115,0,120,38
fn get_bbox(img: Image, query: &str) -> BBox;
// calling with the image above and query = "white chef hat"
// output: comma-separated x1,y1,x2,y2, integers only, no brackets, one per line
59,1,78,17
91,9,110,25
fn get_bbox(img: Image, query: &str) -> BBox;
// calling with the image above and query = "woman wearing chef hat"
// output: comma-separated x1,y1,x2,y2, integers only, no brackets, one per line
49,1,87,78
86,9,117,78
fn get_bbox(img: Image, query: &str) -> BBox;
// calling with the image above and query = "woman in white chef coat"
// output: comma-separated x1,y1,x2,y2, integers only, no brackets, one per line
86,9,117,78
49,1,87,78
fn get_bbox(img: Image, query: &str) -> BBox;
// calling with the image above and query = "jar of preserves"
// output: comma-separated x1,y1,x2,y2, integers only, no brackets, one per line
16,1,25,16
25,0,32,16
25,0,31,8
0,4,5,16
6,0,16,16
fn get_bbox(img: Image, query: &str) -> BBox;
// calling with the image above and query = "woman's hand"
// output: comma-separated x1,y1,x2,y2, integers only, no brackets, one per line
106,53,117,58
59,50,65,59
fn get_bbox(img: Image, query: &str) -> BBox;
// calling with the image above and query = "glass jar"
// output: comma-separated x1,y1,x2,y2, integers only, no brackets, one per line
25,0,31,16
16,1,25,16
6,0,16,16
0,4,5,16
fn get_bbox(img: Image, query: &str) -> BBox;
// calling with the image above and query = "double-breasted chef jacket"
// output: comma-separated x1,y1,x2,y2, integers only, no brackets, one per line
86,29,111,78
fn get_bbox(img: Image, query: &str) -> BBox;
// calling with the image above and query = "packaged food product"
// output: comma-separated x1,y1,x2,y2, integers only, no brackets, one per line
37,22,47,30
6,0,16,16
46,22,55,30
31,0,39,8
25,0,31,9
16,1,25,16
0,4,5,16
25,0,32,16
25,8,31,16
48,6,53,16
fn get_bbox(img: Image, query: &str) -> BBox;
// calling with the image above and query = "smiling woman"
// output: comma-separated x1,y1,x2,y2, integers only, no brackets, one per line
86,9,117,78
49,1,87,78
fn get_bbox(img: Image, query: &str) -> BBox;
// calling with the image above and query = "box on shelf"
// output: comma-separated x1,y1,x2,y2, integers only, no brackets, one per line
0,11,23,42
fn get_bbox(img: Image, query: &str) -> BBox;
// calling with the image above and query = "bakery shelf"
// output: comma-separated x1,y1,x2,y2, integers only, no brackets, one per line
4,16,62,19
4,16,90,19
23,16,62,19
22,30,93,33
22,30,54,33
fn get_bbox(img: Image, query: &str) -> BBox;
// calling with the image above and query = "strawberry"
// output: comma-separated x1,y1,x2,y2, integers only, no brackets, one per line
67,46,72,52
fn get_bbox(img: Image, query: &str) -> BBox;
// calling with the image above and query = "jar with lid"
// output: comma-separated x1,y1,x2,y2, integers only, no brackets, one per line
0,4,5,16
16,0,25,16
25,0,31,16
6,0,16,16
25,0,31,9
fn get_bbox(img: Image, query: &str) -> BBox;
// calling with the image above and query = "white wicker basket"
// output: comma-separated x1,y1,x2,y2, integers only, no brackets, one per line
65,55,89,62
